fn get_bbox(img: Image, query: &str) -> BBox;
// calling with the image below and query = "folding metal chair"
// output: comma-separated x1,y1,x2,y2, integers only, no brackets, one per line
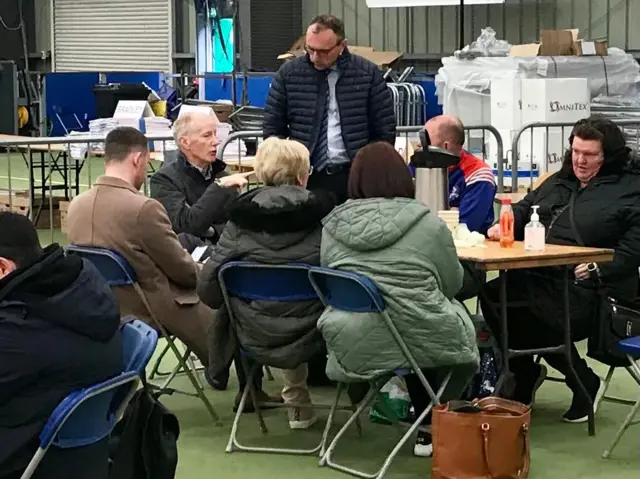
20,320,158,479
147,340,205,390
308,266,453,479
602,336,640,459
120,318,160,374
65,245,221,426
218,261,357,456
148,342,273,385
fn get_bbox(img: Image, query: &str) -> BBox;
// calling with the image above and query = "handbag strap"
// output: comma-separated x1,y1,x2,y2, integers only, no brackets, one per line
569,192,605,289
481,422,531,479
475,397,530,416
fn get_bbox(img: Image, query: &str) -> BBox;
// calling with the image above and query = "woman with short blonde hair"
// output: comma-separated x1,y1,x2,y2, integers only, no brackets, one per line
199,137,335,428
254,137,311,187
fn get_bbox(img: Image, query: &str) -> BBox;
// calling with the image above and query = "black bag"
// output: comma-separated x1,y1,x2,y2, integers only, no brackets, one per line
568,193,640,366
588,295,640,366
108,383,180,479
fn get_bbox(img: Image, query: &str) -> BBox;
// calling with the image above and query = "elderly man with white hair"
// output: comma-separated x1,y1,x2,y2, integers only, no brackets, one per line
150,112,249,252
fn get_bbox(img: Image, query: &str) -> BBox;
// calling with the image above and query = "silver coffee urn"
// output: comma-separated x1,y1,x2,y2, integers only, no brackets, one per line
410,145,460,212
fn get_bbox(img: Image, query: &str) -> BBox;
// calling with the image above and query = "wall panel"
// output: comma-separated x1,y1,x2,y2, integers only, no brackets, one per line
302,0,640,56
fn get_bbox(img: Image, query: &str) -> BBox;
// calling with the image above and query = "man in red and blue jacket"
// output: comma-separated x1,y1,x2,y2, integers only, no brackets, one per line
413,115,496,235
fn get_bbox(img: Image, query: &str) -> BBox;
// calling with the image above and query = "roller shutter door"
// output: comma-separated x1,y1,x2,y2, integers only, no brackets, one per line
52,0,172,72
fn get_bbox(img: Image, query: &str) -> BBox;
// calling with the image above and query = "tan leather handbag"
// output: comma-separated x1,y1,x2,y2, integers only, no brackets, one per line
431,397,531,479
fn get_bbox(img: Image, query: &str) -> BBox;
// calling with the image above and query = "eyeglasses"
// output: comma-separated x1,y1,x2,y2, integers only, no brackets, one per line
305,42,341,56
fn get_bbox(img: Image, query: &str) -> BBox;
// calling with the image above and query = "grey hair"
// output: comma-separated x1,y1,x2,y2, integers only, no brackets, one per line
172,112,216,143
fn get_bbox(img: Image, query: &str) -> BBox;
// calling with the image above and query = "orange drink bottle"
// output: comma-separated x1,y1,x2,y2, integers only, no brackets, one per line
499,198,515,248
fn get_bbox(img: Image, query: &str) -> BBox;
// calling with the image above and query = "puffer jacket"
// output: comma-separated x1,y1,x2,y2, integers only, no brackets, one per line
319,197,479,394
495,150,640,338
0,245,122,476
197,185,335,373
263,48,396,166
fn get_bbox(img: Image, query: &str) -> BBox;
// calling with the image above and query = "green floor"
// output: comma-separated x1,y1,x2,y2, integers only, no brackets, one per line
3,154,640,477
156,355,639,479
0,153,158,193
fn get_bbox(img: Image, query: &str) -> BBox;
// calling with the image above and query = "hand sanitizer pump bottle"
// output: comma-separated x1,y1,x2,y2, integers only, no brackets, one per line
524,205,545,252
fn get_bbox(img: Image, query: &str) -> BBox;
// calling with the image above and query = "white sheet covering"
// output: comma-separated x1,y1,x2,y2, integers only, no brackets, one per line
436,48,640,126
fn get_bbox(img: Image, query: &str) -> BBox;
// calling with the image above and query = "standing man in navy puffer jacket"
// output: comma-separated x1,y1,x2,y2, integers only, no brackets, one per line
264,14,396,204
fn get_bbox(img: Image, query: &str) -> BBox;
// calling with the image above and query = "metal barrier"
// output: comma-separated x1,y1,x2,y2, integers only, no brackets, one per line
0,126,504,243
388,83,427,127
512,119,640,191
397,124,505,192
0,134,175,244
217,129,262,170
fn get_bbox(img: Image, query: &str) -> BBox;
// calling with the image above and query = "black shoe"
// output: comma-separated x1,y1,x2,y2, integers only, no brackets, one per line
204,368,229,391
233,389,284,413
347,383,370,405
562,374,602,423
413,430,433,457
514,364,547,406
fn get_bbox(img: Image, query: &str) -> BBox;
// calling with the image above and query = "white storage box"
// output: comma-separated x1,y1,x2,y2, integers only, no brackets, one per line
521,78,590,124
491,78,522,130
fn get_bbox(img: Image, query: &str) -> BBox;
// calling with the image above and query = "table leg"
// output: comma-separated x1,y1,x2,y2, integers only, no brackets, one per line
563,269,596,436
76,157,86,196
493,270,515,397
28,151,35,208
40,151,46,201
62,152,69,200
75,157,81,196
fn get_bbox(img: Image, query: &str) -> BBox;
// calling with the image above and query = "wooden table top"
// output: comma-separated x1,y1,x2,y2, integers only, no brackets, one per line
457,240,614,271
223,156,255,172
0,135,167,161
0,134,68,152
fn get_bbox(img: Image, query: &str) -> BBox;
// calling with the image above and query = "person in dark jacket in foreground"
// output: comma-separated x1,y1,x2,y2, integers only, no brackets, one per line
263,14,396,204
150,112,249,251
0,213,123,479
483,116,640,423
198,137,334,427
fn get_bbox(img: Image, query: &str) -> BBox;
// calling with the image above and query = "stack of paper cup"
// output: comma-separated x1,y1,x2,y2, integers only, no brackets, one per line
438,210,459,232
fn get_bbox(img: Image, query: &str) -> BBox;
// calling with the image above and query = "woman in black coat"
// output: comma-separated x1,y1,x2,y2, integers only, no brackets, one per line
197,137,335,429
483,116,640,423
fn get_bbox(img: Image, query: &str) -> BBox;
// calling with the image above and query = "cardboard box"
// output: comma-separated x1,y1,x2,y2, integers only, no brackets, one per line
278,36,403,67
520,78,590,124
443,85,491,127
518,128,569,174
394,136,417,164
60,200,70,234
491,79,522,130
575,40,609,56
509,29,607,57
539,29,578,56
0,193,62,230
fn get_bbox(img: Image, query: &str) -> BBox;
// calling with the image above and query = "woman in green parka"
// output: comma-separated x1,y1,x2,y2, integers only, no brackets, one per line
317,142,480,457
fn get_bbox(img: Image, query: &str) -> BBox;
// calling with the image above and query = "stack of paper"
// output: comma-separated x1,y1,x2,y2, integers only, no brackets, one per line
88,118,120,152
113,117,141,130
144,117,176,152
222,124,247,159
65,131,92,160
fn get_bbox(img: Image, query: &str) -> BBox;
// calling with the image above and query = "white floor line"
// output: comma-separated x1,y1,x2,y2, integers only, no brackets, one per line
0,175,91,189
